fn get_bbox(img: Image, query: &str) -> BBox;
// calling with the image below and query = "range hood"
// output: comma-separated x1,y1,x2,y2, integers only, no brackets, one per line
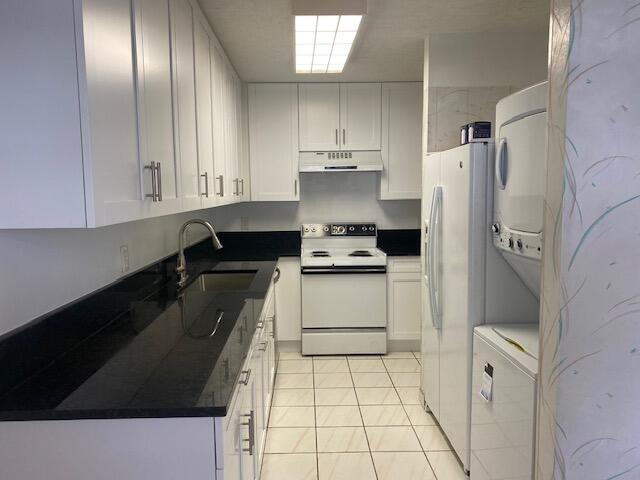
299,151,383,172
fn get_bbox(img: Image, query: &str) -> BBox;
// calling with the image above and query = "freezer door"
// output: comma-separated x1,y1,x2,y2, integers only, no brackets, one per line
438,143,487,472
421,152,442,418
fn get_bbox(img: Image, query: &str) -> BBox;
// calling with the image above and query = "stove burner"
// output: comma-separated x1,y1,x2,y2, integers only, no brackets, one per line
349,250,373,257
311,250,331,257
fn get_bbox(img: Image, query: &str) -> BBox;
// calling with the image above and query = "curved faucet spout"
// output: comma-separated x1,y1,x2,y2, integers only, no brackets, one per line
176,219,223,288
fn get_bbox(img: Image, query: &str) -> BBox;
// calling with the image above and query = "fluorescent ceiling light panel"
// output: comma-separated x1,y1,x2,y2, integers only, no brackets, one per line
295,14,362,74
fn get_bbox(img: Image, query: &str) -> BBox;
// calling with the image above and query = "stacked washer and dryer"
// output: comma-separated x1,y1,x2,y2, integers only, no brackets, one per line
470,82,548,480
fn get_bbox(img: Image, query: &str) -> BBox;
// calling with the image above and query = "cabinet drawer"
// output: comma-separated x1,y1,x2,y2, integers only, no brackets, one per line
388,257,421,274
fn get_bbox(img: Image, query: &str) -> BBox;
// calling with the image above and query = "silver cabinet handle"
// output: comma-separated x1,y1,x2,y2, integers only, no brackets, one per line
200,172,209,197
239,368,251,385
256,320,264,330
273,267,281,283
342,128,346,145
216,175,224,196
257,342,267,352
294,179,298,196
240,178,244,196
144,162,162,201
156,162,162,201
240,410,255,455
145,162,158,201
233,178,239,196
335,128,338,145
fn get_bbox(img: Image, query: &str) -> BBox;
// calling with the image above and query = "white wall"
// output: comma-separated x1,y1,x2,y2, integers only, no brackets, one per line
425,30,548,152
212,173,421,231
428,31,549,89
0,209,236,337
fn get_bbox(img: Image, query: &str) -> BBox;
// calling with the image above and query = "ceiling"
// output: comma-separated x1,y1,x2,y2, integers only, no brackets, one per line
198,0,549,82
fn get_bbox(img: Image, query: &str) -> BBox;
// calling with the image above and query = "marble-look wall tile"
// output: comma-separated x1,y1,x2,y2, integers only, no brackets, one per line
427,85,513,152
537,1,640,478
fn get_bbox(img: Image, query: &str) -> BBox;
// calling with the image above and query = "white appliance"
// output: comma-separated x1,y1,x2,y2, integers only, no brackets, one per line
299,151,383,172
301,223,387,355
492,82,548,298
471,324,539,480
421,142,538,474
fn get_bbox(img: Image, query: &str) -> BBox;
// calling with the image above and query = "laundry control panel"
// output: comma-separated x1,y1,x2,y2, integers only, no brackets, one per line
491,222,542,260
301,223,377,238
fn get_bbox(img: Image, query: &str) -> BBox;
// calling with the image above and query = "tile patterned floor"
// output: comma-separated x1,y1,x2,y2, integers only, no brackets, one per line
261,352,468,480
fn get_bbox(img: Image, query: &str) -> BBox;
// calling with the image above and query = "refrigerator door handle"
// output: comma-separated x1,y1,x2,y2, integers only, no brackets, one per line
427,186,443,329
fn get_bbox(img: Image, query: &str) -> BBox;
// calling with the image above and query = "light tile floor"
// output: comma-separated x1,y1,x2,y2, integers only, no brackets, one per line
262,351,468,480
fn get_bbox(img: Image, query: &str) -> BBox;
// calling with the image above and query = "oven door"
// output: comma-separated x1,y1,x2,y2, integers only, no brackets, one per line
301,267,387,329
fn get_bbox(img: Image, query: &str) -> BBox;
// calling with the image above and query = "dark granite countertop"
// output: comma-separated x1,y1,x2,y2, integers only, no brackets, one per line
0,232,299,421
0,229,419,421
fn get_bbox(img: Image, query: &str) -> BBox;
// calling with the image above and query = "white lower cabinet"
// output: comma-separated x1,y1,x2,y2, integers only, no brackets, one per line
387,257,422,341
273,258,302,343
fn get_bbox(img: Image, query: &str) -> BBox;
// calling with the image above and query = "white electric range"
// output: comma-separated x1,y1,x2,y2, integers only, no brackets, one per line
300,223,388,355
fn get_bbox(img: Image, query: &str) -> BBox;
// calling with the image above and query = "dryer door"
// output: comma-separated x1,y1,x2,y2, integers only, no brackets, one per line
495,111,547,233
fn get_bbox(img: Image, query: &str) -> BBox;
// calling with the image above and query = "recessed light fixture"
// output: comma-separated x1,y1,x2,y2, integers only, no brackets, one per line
295,14,362,74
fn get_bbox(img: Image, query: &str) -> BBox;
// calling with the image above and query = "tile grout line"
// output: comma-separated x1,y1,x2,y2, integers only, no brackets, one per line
382,355,440,480
311,356,320,480
347,355,380,480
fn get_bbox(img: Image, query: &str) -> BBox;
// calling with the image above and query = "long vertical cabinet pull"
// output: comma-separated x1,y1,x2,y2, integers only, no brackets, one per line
427,186,443,329
144,162,162,201
240,178,244,196
335,129,338,146
342,128,346,145
240,410,255,454
155,162,162,201
294,179,298,196
215,175,224,196
200,172,209,197
233,178,239,196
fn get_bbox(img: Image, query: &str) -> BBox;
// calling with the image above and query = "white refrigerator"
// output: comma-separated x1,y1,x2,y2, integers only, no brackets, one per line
421,142,538,474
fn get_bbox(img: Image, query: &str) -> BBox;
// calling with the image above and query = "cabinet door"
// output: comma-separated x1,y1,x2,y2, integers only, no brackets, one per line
248,84,299,201
222,390,243,480
224,72,240,202
274,258,302,342
340,83,381,151
82,0,147,227
379,82,423,199
169,0,201,211
298,83,340,151
133,0,180,215
193,15,215,207
239,357,256,480
388,272,422,340
210,44,228,203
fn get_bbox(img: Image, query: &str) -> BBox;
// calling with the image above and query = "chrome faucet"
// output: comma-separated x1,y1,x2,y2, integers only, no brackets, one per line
176,219,223,288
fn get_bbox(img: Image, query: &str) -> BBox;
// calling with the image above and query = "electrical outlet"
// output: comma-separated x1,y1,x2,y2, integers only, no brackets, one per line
240,217,249,231
120,245,130,273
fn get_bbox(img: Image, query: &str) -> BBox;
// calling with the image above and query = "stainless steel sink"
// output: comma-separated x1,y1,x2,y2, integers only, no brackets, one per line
182,270,258,293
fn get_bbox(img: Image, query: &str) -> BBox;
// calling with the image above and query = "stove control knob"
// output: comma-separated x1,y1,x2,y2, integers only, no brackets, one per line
508,238,514,249
516,239,523,250
491,223,500,235
361,226,367,231
304,227,309,232
311,227,316,232
369,226,374,231
323,226,329,232
349,226,354,231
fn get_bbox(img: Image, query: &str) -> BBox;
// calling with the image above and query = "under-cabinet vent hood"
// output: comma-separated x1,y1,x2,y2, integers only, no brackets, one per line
299,151,383,172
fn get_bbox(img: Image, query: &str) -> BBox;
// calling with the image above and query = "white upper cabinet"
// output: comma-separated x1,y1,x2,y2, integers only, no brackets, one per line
248,84,299,201
340,83,382,150
193,14,216,207
379,82,423,200
298,83,341,151
133,0,180,214
169,0,201,211
210,44,228,203
298,83,382,152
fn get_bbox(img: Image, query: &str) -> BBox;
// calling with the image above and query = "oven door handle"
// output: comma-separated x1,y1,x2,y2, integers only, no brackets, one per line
301,267,387,274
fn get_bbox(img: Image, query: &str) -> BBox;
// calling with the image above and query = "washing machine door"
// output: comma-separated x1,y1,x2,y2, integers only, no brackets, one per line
495,111,547,234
